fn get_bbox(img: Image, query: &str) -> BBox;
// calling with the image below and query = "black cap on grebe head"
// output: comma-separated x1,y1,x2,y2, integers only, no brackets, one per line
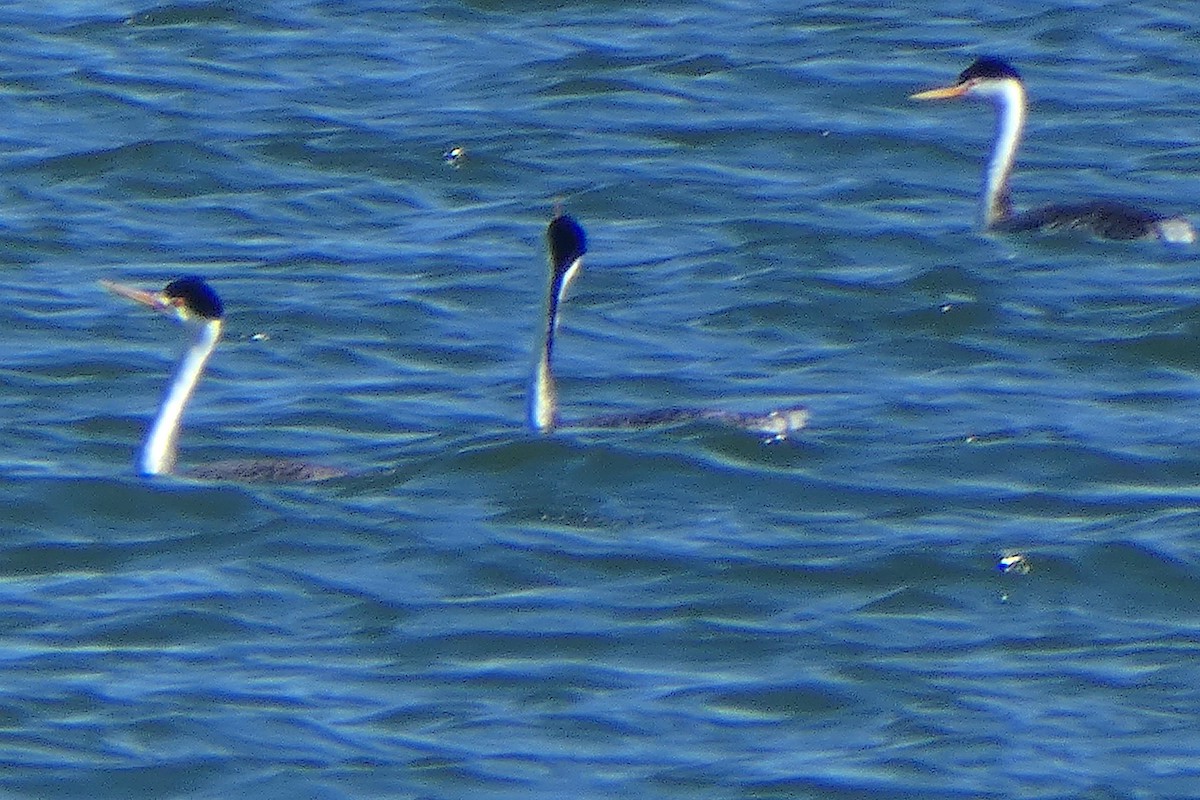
164,276,224,320
548,214,587,274
958,57,1022,84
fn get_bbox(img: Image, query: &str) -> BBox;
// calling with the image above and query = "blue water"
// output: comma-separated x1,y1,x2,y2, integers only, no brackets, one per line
3,1,1200,797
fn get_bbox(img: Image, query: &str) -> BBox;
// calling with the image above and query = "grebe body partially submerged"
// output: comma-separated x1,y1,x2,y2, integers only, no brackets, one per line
529,214,809,440
912,57,1195,244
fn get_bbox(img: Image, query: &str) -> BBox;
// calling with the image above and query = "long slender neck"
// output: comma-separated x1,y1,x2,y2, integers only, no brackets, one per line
529,256,582,433
530,338,557,433
140,319,222,476
981,79,1026,227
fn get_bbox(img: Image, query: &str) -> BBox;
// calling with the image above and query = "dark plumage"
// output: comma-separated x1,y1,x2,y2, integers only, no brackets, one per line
548,214,587,275
957,56,1021,83
996,201,1171,241
164,276,224,319
104,275,343,482
912,57,1195,243
529,212,808,440
188,459,346,482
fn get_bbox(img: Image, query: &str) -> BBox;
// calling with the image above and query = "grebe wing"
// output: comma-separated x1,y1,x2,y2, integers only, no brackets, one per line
186,459,346,482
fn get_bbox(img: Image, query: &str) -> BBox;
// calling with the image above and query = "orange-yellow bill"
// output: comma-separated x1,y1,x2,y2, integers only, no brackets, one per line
910,84,969,101
100,280,171,312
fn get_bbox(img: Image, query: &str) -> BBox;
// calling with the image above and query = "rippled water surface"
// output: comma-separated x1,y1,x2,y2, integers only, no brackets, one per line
4,1,1200,797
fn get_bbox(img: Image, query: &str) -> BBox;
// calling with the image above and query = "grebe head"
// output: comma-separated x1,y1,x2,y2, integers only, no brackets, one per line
911,56,1024,104
547,214,587,305
103,275,225,326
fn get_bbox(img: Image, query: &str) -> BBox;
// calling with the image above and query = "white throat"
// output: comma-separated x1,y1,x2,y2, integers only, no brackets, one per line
529,255,583,433
140,319,223,476
979,78,1027,227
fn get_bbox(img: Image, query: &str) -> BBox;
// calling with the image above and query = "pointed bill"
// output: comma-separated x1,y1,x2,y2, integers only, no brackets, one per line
101,280,172,313
910,84,969,101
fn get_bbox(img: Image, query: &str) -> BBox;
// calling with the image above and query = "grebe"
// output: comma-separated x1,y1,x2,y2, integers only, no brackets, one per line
529,214,809,440
103,276,344,482
911,57,1195,243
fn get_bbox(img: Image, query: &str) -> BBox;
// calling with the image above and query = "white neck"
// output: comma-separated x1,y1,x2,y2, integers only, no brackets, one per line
529,256,583,433
140,319,222,476
979,79,1026,227
530,349,557,433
